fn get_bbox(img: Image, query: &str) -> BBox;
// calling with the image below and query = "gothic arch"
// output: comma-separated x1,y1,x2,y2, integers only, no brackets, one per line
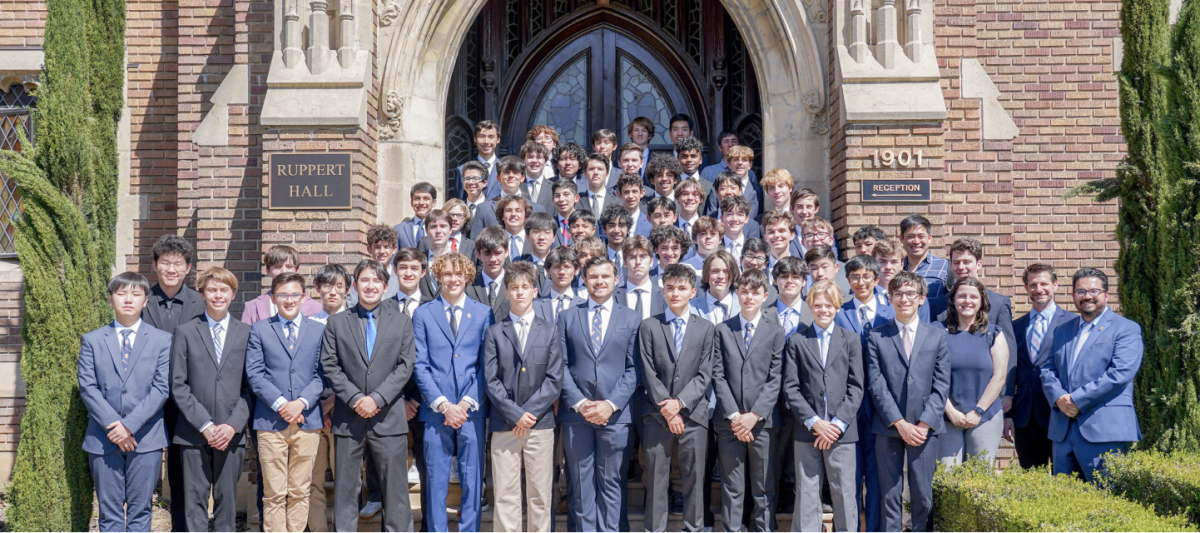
376,0,830,222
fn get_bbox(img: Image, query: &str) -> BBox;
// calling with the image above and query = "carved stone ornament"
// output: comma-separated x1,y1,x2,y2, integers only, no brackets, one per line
711,53,727,90
481,60,497,92
800,0,828,23
803,90,830,135
380,90,404,140
381,0,403,26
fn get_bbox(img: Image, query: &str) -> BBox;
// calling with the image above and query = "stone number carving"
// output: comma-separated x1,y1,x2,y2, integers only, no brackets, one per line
871,149,925,168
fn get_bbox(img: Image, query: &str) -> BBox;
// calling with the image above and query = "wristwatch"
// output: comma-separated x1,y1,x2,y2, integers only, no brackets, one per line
973,406,986,416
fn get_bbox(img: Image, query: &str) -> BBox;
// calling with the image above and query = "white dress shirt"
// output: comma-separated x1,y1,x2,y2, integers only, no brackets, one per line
626,279,654,320
527,175,547,201
853,294,878,325
706,291,735,324
509,309,537,351
1069,306,1108,373
775,299,806,337
804,322,848,433
507,230,526,258
112,318,143,346
549,288,577,321
724,234,746,260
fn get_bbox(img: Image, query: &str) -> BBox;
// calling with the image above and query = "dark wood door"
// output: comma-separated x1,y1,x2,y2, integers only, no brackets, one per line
506,27,695,154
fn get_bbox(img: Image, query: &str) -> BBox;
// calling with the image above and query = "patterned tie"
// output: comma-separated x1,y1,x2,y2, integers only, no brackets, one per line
562,219,571,243
672,318,685,354
613,252,623,273
511,235,521,260
516,318,528,352
415,219,426,242
1031,313,1046,359
449,306,460,338
488,281,499,306
902,324,914,360
744,321,755,352
212,322,224,365
556,295,570,320
860,306,871,331
120,329,133,373
364,311,376,362
285,320,297,352
591,306,603,352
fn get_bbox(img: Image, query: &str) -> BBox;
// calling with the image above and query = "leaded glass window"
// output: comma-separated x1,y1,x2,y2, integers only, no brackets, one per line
617,54,675,147
532,53,591,147
0,84,33,257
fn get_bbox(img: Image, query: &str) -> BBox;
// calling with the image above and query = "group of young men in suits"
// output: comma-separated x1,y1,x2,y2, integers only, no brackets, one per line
77,115,1143,533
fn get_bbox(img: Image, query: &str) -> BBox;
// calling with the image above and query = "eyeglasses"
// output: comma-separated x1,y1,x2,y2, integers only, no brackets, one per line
891,291,922,301
743,255,767,263
157,260,189,270
802,232,831,240
1073,288,1106,297
449,212,466,220
463,175,486,182
275,293,304,302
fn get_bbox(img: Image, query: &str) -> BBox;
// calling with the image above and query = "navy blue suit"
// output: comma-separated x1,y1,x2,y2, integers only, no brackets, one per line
79,321,173,532
557,299,642,531
1009,304,1075,469
866,320,950,532
1040,307,1142,481
245,314,327,432
413,295,495,531
394,217,424,250
833,295,894,532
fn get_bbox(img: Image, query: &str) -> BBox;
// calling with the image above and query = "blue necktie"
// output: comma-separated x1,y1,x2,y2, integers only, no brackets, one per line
364,311,376,362
591,306,603,352
672,318,685,354
285,320,297,352
415,219,426,242
744,321,755,352
120,329,133,373
511,235,521,260
1031,313,1046,358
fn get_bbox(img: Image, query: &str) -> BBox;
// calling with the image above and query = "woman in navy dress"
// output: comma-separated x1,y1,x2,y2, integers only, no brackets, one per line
938,277,1010,468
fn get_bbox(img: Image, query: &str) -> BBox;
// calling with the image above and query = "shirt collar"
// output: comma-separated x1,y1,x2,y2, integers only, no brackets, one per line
815,322,834,338
708,291,733,309
627,278,653,293
589,298,612,312
740,312,761,330
482,269,505,288
205,312,230,329
509,310,536,324
439,293,467,309
152,283,185,302
479,154,497,166
551,288,576,301
113,319,144,334
895,314,920,333
666,306,687,324
1082,306,1109,326
725,233,745,247
1035,302,1058,322
776,298,804,316
853,294,877,313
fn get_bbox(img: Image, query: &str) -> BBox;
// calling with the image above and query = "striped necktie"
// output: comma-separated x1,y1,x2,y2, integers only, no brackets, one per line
591,306,604,352
285,320,297,352
672,318,685,354
212,322,224,365
744,321,755,351
1030,313,1046,359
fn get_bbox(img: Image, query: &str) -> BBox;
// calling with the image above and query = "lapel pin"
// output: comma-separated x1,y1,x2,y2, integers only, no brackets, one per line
467,314,472,319
1098,326,1104,331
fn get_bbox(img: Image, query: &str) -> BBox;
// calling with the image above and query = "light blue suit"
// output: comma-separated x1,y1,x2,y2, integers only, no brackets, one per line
78,320,173,532
1039,307,1142,481
413,295,495,532
394,217,424,250
245,314,327,432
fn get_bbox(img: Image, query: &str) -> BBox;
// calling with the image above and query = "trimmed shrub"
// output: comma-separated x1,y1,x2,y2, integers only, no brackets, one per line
1100,450,1200,525
932,459,1194,532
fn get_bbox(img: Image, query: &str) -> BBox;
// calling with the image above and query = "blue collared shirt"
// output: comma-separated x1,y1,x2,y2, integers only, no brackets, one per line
1026,302,1058,360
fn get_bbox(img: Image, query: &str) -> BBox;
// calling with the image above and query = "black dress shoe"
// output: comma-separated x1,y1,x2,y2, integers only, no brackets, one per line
670,491,684,515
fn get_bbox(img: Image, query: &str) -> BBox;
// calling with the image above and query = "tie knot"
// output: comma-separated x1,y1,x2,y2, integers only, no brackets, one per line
746,322,755,332
364,310,374,319
673,318,685,327
121,329,132,338
517,318,526,327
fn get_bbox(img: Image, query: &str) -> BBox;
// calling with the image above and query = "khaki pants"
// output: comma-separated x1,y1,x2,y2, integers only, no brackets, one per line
491,428,555,532
258,425,320,532
307,428,336,532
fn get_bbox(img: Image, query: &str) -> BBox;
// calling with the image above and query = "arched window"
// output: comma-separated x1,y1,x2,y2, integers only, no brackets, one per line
0,83,34,257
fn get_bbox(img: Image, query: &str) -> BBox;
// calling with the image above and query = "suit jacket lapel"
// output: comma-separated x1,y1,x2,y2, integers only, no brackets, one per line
455,301,481,345
270,316,293,357
1071,312,1110,376
887,322,910,369
805,329,824,369
503,319,523,358
429,299,454,343
597,303,620,354
104,328,124,377
199,320,221,367
660,316,678,362
348,307,368,364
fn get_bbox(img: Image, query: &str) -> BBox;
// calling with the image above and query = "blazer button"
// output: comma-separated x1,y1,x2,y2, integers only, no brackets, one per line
121,413,127,417
455,354,460,358
122,389,127,394
217,377,221,382
367,370,372,375
907,377,913,382
521,367,527,372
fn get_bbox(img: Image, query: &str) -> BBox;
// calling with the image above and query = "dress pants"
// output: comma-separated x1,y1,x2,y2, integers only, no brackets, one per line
491,428,556,532
258,425,321,532
562,421,632,531
715,420,777,532
334,431,413,532
424,418,486,532
180,443,246,532
854,407,880,532
642,417,708,532
1013,419,1053,469
792,440,856,532
307,428,336,531
1052,419,1130,482
90,449,163,532
937,414,1003,468
408,420,428,532
163,400,187,532
876,433,938,532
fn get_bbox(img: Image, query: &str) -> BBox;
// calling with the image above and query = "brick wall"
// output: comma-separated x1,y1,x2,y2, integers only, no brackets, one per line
0,0,44,47
938,0,1124,314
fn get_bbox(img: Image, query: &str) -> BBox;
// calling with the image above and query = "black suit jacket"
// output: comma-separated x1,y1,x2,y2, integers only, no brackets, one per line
483,315,564,430
465,272,511,318
170,316,253,447
417,236,475,264
521,179,557,214
637,312,716,427
142,284,206,335
782,324,864,442
320,302,416,436
1009,305,1075,429
613,278,667,319
712,316,788,427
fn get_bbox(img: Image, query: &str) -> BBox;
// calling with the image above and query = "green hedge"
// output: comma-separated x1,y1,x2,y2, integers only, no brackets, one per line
932,459,1194,531
1100,450,1200,525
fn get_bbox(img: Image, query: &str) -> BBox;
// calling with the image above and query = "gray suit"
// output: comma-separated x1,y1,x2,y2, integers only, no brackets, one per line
866,320,950,532
637,312,716,532
169,315,252,532
782,325,864,531
712,315,787,532
79,322,173,532
320,302,416,531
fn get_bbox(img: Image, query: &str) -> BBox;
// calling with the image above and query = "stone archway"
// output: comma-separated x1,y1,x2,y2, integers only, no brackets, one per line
375,0,831,223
